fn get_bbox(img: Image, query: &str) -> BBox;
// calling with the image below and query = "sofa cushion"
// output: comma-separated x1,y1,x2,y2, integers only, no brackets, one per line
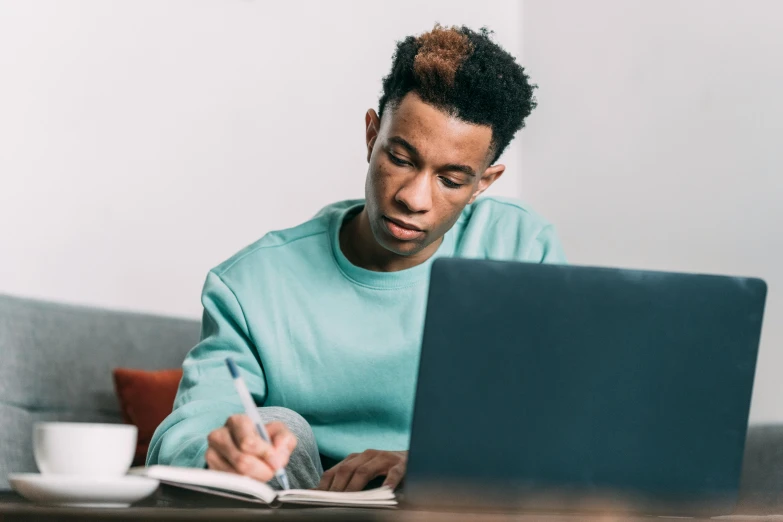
0,293,199,488
112,367,184,466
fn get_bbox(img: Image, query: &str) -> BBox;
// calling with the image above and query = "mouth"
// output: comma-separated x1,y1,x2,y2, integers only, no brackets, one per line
382,216,425,241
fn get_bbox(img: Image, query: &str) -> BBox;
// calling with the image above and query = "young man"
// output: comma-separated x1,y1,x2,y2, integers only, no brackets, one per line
148,24,566,492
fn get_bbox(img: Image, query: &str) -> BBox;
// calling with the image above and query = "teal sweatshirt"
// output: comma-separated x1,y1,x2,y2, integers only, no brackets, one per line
147,197,566,467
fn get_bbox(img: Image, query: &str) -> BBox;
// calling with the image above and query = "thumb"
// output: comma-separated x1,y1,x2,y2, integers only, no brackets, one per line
267,443,293,470
267,422,298,453
266,423,297,469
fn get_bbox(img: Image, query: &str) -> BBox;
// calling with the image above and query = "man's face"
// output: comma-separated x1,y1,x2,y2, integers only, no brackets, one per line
363,92,505,257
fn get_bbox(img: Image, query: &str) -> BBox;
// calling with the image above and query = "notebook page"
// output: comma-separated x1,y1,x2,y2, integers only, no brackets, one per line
156,481,273,506
279,497,397,507
278,486,397,506
131,465,277,504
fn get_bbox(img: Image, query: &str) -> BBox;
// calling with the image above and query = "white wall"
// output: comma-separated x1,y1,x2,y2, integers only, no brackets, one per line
0,0,523,318
520,0,783,422
2,0,780,422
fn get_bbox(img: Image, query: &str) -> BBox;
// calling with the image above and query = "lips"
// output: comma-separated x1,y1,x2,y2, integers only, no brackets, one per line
382,216,425,241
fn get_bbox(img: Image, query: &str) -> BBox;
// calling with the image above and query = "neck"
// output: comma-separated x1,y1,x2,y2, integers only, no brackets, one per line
340,208,443,272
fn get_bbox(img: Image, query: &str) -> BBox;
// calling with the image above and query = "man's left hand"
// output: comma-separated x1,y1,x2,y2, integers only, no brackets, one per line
317,449,407,492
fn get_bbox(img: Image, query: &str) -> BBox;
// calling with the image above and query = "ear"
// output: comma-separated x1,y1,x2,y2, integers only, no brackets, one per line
365,109,381,163
468,164,505,204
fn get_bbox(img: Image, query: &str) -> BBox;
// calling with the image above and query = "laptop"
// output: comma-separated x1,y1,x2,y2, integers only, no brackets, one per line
404,259,767,515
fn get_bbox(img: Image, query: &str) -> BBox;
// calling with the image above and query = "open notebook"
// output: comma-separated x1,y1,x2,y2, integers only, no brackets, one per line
129,465,397,508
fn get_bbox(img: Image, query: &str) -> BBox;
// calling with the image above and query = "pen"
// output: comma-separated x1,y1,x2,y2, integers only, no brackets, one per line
225,357,291,490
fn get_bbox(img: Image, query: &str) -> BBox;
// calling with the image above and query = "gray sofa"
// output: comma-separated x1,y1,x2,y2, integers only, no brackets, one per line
1,292,782,513
0,292,199,489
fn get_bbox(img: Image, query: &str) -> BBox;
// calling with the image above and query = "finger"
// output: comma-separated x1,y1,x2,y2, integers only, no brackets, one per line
226,415,275,462
266,421,297,469
205,447,233,473
208,427,244,465
382,464,405,490
317,468,335,491
230,452,276,482
208,426,275,481
316,453,361,490
329,454,372,492
328,464,357,492
344,457,387,492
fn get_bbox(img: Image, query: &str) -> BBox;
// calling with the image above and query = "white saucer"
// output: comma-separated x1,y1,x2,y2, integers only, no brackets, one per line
8,473,160,508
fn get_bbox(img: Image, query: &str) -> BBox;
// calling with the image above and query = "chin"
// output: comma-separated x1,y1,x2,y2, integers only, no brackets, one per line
382,239,425,257
375,233,426,256
370,220,427,257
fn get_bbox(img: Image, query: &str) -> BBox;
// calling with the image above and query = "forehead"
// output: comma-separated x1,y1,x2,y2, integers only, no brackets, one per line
381,93,494,167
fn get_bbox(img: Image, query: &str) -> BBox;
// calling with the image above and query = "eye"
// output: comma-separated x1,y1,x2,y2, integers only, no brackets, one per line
388,153,411,167
439,177,463,189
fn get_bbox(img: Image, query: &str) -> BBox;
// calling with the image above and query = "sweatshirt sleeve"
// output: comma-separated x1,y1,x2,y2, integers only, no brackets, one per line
527,224,568,264
146,270,267,468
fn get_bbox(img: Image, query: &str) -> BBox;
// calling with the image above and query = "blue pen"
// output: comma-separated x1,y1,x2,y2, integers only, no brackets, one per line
225,357,291,490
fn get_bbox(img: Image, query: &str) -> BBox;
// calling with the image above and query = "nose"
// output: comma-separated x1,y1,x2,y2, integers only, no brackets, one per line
394,171,433,213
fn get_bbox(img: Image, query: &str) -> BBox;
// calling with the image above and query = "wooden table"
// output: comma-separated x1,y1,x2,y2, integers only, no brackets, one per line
3,490,783,522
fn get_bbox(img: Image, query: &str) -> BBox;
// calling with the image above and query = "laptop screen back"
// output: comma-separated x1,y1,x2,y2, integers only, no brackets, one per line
405,259,766,515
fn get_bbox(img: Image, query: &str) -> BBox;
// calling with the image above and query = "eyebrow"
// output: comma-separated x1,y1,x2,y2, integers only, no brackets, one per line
388,136,476,178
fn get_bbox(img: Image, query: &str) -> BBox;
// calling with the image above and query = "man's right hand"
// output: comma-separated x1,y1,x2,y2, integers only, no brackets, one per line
205,414,297,482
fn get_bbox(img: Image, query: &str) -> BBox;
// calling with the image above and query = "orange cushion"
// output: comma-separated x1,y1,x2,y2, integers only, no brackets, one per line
112,368,183,466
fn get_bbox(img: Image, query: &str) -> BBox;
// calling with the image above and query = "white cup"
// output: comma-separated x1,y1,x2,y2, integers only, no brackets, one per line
33,422,137,477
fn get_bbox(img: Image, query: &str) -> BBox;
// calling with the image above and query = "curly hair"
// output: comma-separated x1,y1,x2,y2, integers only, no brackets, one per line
378,24,537,164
